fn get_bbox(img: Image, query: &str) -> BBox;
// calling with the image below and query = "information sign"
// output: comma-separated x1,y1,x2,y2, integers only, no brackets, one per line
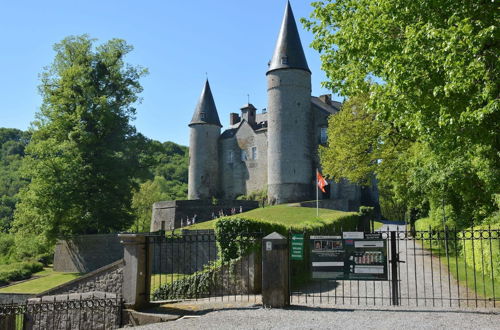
310,232,388,280
290,234,304,260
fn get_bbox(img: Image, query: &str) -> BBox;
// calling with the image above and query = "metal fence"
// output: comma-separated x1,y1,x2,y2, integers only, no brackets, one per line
290,227,500,308
0,293,122,330
147,230,262,303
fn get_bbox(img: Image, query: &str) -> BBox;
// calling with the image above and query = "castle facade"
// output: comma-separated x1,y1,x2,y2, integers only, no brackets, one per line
187,2,379,212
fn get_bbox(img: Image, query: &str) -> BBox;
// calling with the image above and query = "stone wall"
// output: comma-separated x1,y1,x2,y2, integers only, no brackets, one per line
150,199,259,231
0,293,34,304
39,259,124,296
53,234,123,273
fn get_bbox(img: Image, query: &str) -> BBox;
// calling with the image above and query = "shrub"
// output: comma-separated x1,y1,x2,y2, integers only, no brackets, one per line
0,261,44,286
461,224,500,279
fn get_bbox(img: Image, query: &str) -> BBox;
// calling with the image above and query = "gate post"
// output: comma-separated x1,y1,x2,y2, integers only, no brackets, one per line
119,233,150,309
262,232,289,308
390,231,399,305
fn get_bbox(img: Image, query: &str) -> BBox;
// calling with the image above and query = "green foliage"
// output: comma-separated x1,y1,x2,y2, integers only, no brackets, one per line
461,224,500,280
236,189,268,207
0,128,31,232
13,35,148,245
0,261,44,286
152,261,221,300
306,1,499,227
129,139,188,232
131,176,187,232
215,212,360,261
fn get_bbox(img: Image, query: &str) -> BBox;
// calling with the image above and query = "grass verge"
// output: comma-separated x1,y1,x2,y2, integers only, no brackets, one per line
0,267,81,294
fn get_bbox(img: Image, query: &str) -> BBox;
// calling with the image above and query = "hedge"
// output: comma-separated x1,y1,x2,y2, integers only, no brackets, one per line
461,224,500,279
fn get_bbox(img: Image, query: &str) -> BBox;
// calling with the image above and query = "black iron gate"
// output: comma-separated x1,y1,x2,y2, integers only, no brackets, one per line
290,227,499,308
147,230,262,303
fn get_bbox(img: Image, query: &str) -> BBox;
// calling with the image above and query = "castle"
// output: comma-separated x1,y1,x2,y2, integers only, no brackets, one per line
187,2,379,212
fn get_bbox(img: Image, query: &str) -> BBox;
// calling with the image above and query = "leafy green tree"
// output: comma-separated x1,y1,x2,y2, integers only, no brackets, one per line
13,35,147,242
305,0,499,225
130,140,188,232
0,128,30,232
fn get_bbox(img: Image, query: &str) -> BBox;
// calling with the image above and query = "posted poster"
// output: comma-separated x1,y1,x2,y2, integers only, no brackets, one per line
310,232,388,280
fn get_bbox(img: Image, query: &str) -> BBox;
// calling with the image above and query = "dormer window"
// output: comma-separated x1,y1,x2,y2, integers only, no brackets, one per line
200,113,206,120
281,56,288,65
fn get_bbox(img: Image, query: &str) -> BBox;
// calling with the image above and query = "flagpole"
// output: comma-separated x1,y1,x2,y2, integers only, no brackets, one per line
316,169,319,217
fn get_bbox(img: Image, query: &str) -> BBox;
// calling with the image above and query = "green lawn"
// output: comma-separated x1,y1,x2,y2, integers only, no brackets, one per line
150,273,183,291
0,267,82,294
181,204,359,231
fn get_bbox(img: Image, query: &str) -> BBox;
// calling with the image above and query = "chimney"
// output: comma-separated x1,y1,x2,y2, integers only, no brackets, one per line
229,113,240,125
319,94,332,106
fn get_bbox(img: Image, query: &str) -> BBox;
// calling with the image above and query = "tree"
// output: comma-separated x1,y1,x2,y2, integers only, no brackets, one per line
13,35,148,242
305,0,499,225
0,128,30,232
130,139,189,232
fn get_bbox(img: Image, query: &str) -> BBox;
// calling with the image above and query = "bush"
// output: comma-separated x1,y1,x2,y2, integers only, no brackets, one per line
461,224,500,279
0,261,44,286
214,214,360,261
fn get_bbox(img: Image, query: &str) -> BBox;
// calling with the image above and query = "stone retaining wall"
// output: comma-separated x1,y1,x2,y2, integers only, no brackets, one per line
54,234,123,273
39,259,124,296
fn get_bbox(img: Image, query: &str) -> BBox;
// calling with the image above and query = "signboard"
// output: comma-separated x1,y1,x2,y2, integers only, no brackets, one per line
310,232,388,280
290,234,304,260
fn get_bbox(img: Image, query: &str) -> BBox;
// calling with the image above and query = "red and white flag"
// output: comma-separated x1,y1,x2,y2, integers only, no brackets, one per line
316,170,328,193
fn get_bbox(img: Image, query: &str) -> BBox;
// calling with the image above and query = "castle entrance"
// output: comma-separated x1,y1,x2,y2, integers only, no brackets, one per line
289,223,499,309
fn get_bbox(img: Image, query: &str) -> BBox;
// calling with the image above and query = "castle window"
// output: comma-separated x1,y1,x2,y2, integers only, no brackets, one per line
251,147,257,160
228,151,234,163
241,150,247,162
320,127,328,144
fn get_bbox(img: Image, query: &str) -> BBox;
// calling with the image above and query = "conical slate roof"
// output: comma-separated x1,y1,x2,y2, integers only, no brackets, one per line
267,1,310,74
189,79,222,127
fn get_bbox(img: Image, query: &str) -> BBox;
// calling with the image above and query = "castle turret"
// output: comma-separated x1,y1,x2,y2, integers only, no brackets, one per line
267,1,313,204
188,79,222,200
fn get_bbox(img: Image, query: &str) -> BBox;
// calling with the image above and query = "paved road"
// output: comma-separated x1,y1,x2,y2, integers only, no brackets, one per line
132,304,500,330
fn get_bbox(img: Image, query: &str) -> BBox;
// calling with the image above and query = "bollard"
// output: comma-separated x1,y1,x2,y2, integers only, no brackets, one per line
261,232,289,308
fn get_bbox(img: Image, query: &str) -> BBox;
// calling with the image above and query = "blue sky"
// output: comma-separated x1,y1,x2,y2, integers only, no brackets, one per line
1,0,338,146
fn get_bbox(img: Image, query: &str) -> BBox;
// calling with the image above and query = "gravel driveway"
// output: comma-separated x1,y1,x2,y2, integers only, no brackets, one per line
131,304,500,330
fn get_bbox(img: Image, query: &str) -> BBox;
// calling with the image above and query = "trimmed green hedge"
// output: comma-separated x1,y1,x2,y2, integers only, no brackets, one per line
461,224,500,279
214,214,360,261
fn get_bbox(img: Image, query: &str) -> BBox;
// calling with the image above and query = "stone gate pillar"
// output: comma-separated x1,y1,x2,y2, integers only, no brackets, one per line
261,232,289,307
119,234,149,309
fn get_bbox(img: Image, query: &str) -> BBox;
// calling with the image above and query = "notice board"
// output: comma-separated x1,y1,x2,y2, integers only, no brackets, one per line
310,232,388,280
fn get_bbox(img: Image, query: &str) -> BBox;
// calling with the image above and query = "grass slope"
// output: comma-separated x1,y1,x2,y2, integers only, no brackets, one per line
182,204,359,231
0,267,81,294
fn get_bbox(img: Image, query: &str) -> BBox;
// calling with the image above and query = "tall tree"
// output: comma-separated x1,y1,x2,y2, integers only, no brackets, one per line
305,0,499,225
13,35,147,242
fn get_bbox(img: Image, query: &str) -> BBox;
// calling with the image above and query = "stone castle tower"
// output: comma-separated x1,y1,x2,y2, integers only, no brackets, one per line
187,80,221,200
267,1,313,204
186,1,380,212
